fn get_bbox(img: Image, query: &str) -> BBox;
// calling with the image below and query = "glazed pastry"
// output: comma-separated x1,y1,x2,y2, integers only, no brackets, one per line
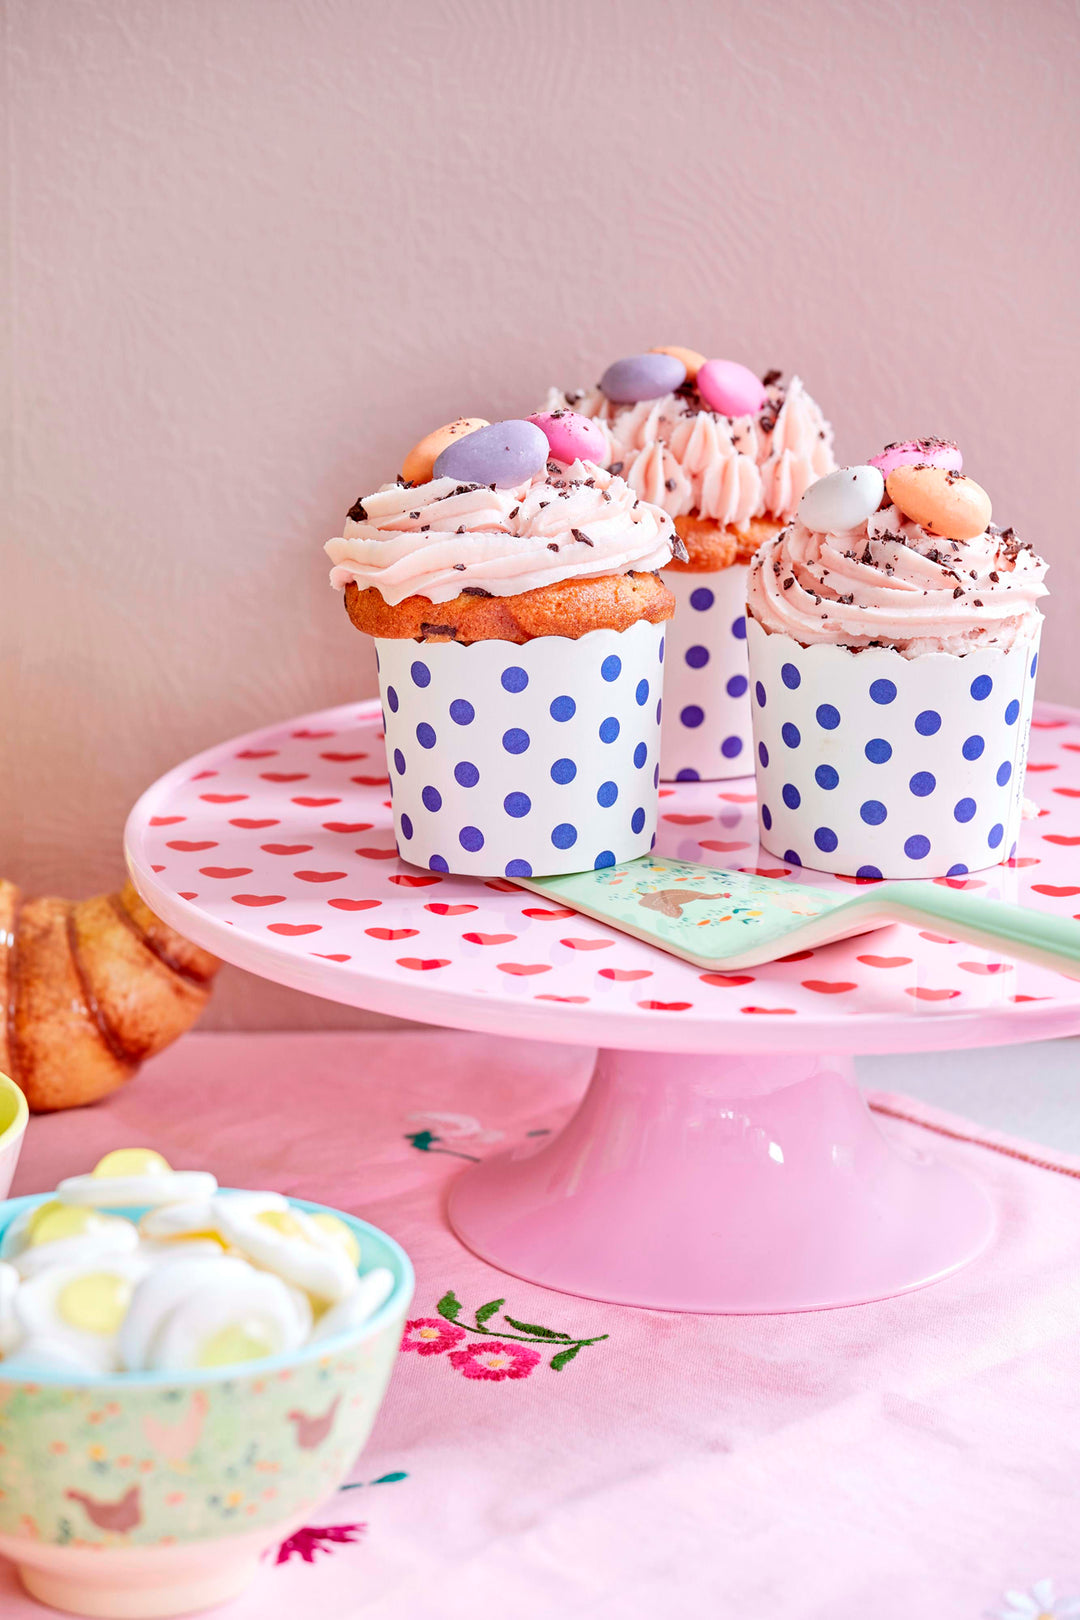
746,444,1048,880
0,879,219,1112
324,416,678,878
546,350,835,781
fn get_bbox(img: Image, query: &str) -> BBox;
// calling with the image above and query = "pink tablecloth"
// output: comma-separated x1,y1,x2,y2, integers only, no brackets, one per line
5,1030,1080,1620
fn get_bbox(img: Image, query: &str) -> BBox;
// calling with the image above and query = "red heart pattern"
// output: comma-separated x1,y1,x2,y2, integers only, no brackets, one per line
496,963,551,976
638,1000,692,1011
294,871,348,883
261,844,313,856
801,980,857,994
857,954,913,968
328,898,381,911
233,894,286,907
700,973,755,987
268,923,322,936
366,928,419,941
167,840,218,852
426,903,477,916
598,968,652,982
905,986,961,1001
199,867,252,879
559,938,613,951
323,822,374,833
462,932,517,946
397,958,450,971
522,907,575,919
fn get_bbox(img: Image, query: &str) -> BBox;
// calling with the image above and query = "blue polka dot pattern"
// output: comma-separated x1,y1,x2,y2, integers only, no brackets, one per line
659,568,754,783
970,674,993,700
601,655,622,682
996,761,1012,786
909,771,936,797
904,835,930,860
594,850,616,869
860,800,887,825
869,679,896,705
596,781,618,808
947,863,969,877
501,666,528,693
732,616,746,640
416,723,436,749
421,786,442,812
635,680,650,705
551,823,577,850
550,758,576,784
781,723,800,749
449,699,474,725
550,695,576,722
915,710,941,736
393,748,406,775
782,784,800,810
631,807,646,834
505,859,533,877
1004,700,1020,725
857,865,883,880
680,705,704,729
502,728,530,754
987,822,1004,848
410,661,431,689
816,704,840,730
459,826,484,852
386,686,399,713
815,764,839,790
962,735,984,760
504,792,531,818
954,798,976,823
781,663,801,690
755,682,767,708
633,742,647,769
690,587,714,611
865,738,892,764
399,813,413,840
659,638,665,663
676,767,699,782
599,717,620,743
686,645,709,669
784,850,801,866
814,827,838,853
1030,652,1038,677
761,804,773,831
758,743,769,769
454,761,480,788
721,735,743,759
429,855,449,873
727,674,748,698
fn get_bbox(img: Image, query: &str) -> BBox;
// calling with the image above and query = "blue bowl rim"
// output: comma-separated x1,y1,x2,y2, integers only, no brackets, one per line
0,1190,415,1388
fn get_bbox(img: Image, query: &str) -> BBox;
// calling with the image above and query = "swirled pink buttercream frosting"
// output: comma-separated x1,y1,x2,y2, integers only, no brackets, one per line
545,374,835,525
326,460,676,606
746,506,1047,658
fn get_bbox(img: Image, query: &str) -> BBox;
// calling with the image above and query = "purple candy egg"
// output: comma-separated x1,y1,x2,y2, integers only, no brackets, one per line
696,359,767,418
599,353,687,404
433,419,550,488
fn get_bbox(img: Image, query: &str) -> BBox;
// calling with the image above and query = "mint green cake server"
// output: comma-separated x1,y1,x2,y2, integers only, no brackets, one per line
520,855,1080,975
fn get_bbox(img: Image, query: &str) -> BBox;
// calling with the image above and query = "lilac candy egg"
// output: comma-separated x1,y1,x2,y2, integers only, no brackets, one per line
696,359,767,418
868,438,963,477
433,419,550,489
599,353,686,404
528,410,608,466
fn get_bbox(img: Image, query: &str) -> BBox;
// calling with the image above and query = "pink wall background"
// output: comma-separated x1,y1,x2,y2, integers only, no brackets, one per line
3,0,1078,1029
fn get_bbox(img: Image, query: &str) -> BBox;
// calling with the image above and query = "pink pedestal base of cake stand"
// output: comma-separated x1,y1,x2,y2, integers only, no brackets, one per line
447,1049,994,1313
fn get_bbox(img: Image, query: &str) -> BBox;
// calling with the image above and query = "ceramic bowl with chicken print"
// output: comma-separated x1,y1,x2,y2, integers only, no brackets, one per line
0,1193,414,1619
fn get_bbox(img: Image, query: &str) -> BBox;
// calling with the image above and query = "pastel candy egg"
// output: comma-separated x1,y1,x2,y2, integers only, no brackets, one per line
402,418,489,486
885,465,992,540
649,345,707,382
528,409,608,466
869,438,963,478
600,352,686,403
797,465,885,533
696,359,767,418
432,418,549,489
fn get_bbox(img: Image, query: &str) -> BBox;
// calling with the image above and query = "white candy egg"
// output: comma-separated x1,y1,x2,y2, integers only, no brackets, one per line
57,1149,217,1210
120,1255,307,1372
2,1201,140,1279
214,1201,359,1305
797,465,885,534
139,1190,286,1242
13,1255,150,1374
312,1267,396,1341
0,1260,21,1354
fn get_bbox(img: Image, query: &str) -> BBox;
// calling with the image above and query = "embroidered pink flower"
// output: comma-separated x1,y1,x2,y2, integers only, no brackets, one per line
448,1340,541,1381
275,1522,365,1565
401,1317,467,1356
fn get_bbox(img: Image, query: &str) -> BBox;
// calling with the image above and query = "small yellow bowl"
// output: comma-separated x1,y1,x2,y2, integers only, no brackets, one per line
0,1074,28,1200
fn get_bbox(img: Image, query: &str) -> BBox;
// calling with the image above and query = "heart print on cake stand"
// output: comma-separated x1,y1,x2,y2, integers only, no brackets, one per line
125,699,1080,1313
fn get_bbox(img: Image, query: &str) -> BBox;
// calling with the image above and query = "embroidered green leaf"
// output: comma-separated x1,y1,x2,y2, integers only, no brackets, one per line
372,1471,408,1485
503,1316,573,1341
550,1343,583,1371
475,1299,505,1326
436,1290,462,1322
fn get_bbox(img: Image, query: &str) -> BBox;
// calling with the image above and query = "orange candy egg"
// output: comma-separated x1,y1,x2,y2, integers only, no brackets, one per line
649,346,706,382
884,464,992,541
402,418,489,486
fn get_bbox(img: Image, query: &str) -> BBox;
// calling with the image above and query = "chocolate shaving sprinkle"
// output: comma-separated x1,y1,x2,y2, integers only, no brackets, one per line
409,511,420,520
783,577,794,590
462,586,491,597
672,537,689,563
572,528,593,547
420,623,458,638
665,478,676,491
609,461,624,476
508,506,520,519
456,525,466,534
972,599,983,608
420,524,430,531
602,489,611,502
989,571,999,582
453,562,466,571
346,498,368,521
547,542,559,552
762,369,782,387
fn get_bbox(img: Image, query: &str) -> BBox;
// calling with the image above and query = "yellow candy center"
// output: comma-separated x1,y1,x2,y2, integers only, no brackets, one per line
309,1212,360,1267
28,1204,98,1247
92,1148,171,1179
196,1320,276,1368
255,1208,308,1242
57,1271,132,1335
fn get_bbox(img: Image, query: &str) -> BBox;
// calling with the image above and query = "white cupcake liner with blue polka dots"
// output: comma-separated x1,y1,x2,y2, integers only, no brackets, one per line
747,616,1041,879
375,618,665,878
659,565,752,782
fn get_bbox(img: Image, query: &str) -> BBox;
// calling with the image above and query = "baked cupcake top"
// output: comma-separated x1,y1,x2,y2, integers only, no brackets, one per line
326,416,679,608
746,443,1048,659
545,349,835,528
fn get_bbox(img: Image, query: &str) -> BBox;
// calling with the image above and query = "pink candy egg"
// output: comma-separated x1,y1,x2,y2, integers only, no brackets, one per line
528,410,608,467
868,438,962,478
696,359,767,418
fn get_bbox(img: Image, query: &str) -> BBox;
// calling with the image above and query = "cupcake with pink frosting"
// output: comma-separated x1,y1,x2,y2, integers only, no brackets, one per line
546,349,835,781
746,442,1048,880
325,414,678,879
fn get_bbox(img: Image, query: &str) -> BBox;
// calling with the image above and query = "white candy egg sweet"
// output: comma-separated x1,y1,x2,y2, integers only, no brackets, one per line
796,465,885,534
13,1255,150,1374
1,1200,140,1278
312,1266,395,1341
56,1149,217,1210
214,1200,359,1305
119,1256,309,1373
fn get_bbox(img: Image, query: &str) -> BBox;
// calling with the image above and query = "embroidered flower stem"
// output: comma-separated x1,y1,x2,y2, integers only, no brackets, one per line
435,1289,608,1371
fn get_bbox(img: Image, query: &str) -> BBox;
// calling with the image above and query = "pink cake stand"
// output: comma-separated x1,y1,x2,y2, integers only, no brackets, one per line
125,700,1080,1314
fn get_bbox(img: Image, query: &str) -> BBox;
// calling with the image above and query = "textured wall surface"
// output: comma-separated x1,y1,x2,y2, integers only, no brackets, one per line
3,0,1077,1029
